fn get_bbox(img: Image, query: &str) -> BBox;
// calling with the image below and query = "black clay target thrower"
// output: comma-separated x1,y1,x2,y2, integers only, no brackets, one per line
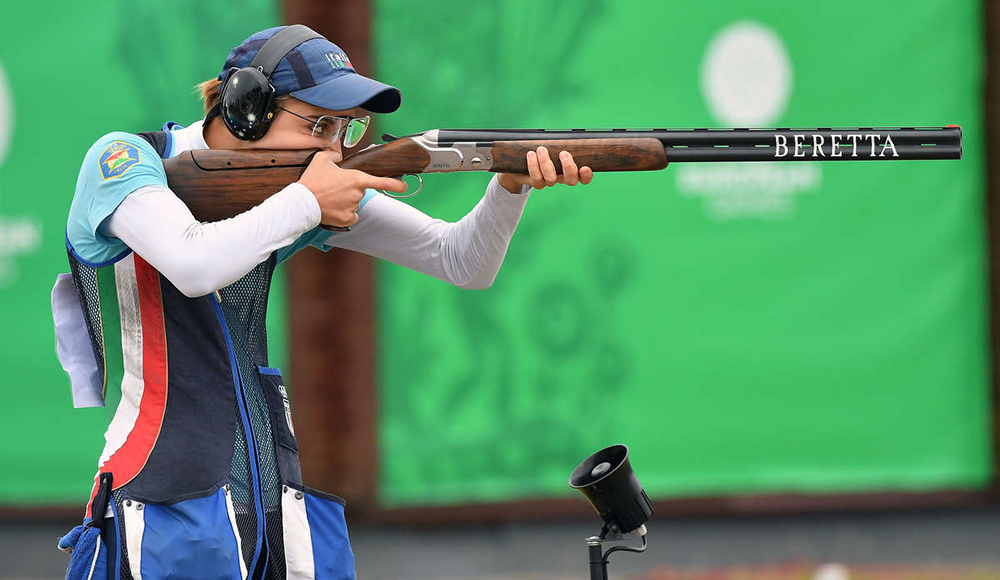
570,445,654,580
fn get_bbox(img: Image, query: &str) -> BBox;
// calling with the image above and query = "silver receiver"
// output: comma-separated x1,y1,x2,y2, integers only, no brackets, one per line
412,130,495,172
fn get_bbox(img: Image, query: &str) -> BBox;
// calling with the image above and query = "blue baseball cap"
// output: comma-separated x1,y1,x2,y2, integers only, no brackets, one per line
219,26,401,114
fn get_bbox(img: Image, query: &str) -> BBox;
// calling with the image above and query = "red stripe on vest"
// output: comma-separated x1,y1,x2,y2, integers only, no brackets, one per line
86,256,168,518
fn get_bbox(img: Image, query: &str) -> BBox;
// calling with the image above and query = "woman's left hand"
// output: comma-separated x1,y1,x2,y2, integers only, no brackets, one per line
497,146,594,194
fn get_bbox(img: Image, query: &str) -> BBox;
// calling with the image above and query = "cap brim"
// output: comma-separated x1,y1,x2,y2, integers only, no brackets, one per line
290,72,401,114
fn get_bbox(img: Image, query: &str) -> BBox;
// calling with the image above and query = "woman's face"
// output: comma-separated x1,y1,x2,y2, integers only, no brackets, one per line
249,97,366,162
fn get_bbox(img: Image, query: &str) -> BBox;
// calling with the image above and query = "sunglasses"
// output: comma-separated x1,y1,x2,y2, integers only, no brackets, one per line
276,106,371,148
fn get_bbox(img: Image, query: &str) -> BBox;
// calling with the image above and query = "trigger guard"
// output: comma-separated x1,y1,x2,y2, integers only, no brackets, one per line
383,174,423,199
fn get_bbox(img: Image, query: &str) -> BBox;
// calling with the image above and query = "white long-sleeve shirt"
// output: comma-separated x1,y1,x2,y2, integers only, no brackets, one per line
101,120,532,297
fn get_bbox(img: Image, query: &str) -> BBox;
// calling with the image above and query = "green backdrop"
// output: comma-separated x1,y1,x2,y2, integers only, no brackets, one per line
372,0,992,506
0,1,282,505
0,0,990,509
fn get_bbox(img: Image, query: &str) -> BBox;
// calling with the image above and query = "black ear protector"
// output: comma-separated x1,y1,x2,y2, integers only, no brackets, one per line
219,25,323,141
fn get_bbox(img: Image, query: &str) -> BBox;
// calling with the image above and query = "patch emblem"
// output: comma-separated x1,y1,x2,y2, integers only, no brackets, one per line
99,141,141,180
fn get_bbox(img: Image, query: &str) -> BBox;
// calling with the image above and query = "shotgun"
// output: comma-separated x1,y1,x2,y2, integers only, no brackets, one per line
163,126,962,223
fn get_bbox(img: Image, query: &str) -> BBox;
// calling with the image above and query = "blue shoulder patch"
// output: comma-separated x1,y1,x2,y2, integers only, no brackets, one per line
98,140,141,180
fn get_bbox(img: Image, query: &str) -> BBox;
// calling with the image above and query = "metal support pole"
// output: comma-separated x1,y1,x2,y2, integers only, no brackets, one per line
587,537,609,580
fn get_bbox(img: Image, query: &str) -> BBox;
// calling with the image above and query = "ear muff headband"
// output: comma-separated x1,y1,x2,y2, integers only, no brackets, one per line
220,25,323,141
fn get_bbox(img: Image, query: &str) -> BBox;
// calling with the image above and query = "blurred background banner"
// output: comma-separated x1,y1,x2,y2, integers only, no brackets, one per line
371,0,990,507
0,0,990,515
0,0,285,505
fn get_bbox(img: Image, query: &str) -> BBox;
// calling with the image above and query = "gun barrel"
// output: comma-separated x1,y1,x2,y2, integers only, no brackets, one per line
432,127,962,161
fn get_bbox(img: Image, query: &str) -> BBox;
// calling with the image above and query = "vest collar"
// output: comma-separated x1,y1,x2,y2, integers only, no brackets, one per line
168,119,209,157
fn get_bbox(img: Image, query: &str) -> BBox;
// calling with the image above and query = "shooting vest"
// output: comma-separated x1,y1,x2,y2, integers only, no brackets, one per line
62,124,353,580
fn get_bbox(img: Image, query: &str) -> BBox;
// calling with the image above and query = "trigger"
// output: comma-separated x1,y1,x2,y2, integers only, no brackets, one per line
382,133,400,142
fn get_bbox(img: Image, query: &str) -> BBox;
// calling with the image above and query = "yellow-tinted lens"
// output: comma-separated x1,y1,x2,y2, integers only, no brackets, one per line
343,116,370,148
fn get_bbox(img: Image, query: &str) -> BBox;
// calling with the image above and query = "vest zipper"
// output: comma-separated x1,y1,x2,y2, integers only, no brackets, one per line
211,298,268,578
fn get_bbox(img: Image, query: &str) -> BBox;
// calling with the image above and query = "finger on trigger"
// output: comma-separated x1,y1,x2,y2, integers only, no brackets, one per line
376,176,407,193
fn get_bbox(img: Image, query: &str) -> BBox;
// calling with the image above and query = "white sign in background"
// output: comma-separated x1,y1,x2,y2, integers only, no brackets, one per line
676,21,821,221
0,61,43,289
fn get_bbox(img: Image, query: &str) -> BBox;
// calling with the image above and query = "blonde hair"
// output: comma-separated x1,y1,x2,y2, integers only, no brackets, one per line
196,78,223,115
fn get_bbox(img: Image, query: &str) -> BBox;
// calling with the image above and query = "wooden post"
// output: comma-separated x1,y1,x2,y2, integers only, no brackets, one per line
281,0,378,512
984,0,1000,492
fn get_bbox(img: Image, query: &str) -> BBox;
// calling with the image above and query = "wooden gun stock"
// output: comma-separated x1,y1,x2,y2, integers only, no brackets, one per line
164,149,316,223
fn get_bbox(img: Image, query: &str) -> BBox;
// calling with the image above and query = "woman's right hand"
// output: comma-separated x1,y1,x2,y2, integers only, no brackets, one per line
297,150,407,228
